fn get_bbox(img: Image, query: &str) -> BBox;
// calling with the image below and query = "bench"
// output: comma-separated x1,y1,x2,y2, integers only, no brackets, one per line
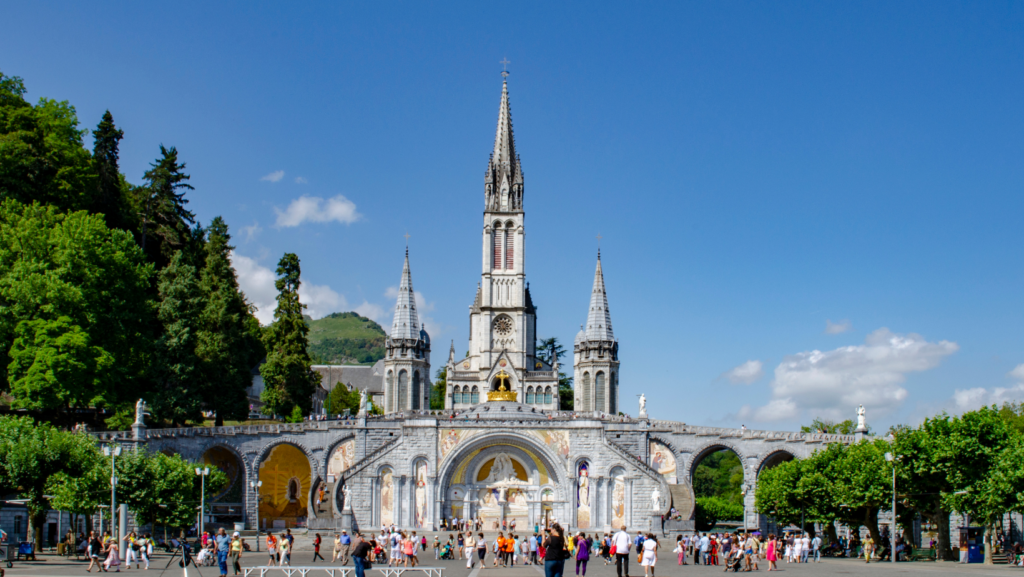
243,567,444,577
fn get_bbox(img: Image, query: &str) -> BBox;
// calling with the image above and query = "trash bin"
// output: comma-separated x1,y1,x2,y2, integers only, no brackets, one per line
57,543,65,555
234,522,245,532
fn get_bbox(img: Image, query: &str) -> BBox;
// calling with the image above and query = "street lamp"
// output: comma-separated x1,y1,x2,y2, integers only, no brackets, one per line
195,467,210,537
102,445,122,540
249,480,263,551
885,452,897,564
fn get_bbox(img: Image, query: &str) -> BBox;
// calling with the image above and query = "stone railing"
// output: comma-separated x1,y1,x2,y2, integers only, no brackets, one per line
646,421,855,444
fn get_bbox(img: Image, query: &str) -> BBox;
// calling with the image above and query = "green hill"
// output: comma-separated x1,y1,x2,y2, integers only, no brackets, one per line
305,312,387,364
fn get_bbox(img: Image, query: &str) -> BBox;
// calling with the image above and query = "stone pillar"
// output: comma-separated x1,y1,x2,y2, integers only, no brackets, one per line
625,477,634,531
397,476,407,527
427,476,438,530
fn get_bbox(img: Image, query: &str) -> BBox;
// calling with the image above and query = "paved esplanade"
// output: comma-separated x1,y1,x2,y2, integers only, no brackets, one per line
2,546,1009,577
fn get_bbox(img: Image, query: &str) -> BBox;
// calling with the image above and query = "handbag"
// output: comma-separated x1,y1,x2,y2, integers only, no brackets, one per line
610,545,617,556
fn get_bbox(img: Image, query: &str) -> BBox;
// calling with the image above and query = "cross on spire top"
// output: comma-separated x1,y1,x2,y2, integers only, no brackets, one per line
500,58,510,79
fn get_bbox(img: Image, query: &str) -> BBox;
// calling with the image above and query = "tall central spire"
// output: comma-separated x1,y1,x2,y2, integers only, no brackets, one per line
390,248,421,339
485,79,524,212
585,251,615,342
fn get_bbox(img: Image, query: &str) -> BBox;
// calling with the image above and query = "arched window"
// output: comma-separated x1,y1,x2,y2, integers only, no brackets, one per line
596,372,606,412
453,386,461,404
505,227,514,269
609,372,617,415
492,224,503,269
471,386,479,404
398,370,408,411
412,371,421,410
526,386,534,404
582,372,591,412
544,386,553,405
386,371,395,413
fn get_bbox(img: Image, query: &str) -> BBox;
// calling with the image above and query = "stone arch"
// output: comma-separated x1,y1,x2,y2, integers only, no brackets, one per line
581,372,591,411
378,465,397,527
200,444,246,503
411,457,430,529
686,441,751,486
256,441,315,529
321,434,358,477
755,449,796,477
398,370,409,411
609,465,628,530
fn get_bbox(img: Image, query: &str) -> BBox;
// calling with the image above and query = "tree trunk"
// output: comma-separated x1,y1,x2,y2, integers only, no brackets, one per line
864,507,882,558
933,507,954,561
826,520,839,545
984,523,994,565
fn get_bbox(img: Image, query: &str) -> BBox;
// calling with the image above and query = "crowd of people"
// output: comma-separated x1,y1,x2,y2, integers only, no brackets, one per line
668,531,822,571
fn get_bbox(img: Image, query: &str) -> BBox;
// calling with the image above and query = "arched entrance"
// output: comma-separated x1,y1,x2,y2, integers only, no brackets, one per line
436,431,567,531
201,446,244,527
258,444,312,530
689,444,747,531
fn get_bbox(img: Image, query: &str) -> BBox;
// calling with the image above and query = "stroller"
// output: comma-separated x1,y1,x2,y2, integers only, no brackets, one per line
724,550,743,572
374,544,387,564
440,543,454,560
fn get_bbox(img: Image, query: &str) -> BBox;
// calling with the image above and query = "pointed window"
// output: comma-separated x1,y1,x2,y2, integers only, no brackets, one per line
398,370,408,411
386,371,395,413
505,228,514,269
582,372,591,412
596,372,606,412
492,225,503,269
609,372,617,415
544,386,553,405
526,386,534,404
412,371,421,410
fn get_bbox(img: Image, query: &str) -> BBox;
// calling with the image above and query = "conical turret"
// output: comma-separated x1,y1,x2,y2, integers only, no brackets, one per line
585,251,615,342
390,248,421,339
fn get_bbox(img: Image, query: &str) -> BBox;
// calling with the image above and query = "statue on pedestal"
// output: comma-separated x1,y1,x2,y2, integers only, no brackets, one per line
638,394,647,418
134,399,147,426
341,484,352,511
651,487,662,512
358,389,368,416
855,404,868,432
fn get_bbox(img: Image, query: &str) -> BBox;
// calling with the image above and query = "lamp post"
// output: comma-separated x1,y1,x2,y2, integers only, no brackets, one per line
102,445,122,540
885,452,896,564
249,480,263,551
195,467,210,538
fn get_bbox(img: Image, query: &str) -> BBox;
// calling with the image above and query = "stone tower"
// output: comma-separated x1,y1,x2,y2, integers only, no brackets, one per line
446,77,558,410
574,251,620,413
382,248,430,413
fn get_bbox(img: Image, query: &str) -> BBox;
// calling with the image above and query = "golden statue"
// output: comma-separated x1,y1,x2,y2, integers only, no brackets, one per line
487,370,518,402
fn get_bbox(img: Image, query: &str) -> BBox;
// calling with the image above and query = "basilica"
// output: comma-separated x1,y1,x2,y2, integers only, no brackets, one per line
105,78,854,535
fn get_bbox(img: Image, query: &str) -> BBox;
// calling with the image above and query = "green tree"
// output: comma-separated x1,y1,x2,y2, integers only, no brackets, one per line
800,418,860,435
139,145,196,267
327,384,360,415
196,217,265,425
693,450,744,505
0,71,97,213
430,367,447,410
0,200,154,421
830,439,892,546
90,110,132,230
259,253,319,417
695,496,744,531
538,337,575,410
996,402,1024,435
151,252,204,426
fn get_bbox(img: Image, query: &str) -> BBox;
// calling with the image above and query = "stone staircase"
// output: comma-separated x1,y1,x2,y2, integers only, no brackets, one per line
667,482,695,519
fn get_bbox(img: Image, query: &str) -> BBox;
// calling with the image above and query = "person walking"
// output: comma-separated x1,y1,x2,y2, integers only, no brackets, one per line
214,528,231,577
799,534,810,564
863,536,873,563
267,533,278,566
673,535,684,566
811,534,821,563
405,533,419,567
766,534,778,571
279,532,291,566
476,532,488,569
138,533,152,570
86,531,105,573
229,532,243,576
332,533,342,563
543,524,568,577
640,533,657,577
104,535,122,573
352,534,372,577
575,532,590,576
612,526,631,577
313,533,325,562
531,533,540,566
465,532,477,569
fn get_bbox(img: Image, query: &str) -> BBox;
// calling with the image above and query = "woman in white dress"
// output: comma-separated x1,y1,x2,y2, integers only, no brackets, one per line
641,533,658,577
792,533,803,563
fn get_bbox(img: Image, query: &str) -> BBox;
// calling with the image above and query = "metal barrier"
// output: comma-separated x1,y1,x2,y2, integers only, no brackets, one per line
243,567,443,577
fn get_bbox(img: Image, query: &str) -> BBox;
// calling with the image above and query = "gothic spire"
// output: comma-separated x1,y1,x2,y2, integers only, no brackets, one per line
485,79,524,211
585,251,615,342
448,340,456,363
390,247,421,339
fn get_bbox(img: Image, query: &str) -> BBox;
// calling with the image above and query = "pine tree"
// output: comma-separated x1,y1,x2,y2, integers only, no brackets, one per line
259,253,319,417
139,145,196,268
326,383,360,416
196,217,265,425
90,111,129,229
152,252,204,426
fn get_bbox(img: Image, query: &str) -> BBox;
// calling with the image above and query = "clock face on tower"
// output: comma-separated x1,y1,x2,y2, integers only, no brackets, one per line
493,315,514,336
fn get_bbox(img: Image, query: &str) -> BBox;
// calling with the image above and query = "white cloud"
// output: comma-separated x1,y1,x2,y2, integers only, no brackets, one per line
230,251,347,324
274,195,361,227
241,221,262,243
825,319,852,334
295,177,308,184
721,360,764,384
738,328,958,423
944,364,1024,414
230,252,278,325
354,301,388,326
261,170,285,183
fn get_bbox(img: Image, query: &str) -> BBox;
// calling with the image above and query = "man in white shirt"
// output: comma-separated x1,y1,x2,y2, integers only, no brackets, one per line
800,534,811,563
612,528,632,577
811,535,822,563
699,533,710,565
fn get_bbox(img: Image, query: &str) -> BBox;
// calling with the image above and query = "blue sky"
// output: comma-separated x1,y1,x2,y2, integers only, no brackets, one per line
5,2,1024,430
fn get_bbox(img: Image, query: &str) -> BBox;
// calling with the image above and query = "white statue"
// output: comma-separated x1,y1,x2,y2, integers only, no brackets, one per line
358,389,368,416
485,453,518,483
856,404,867,431
651,487,662,512
134,399,147,425
341,484,352,511
638,394,647,417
